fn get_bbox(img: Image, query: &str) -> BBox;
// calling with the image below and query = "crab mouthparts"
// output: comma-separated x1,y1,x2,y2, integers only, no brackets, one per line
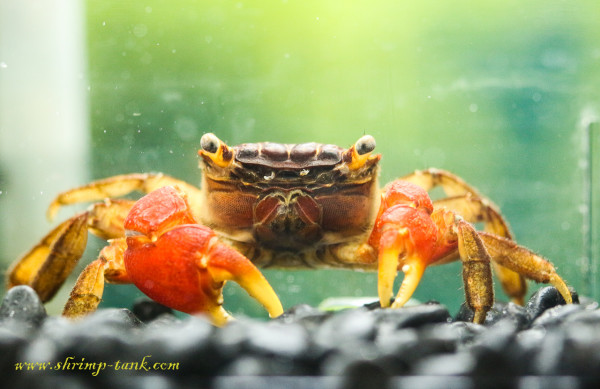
253,190,322,249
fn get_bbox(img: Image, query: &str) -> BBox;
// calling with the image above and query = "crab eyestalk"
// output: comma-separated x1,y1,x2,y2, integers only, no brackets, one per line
199,133,234,168
344,135,377,171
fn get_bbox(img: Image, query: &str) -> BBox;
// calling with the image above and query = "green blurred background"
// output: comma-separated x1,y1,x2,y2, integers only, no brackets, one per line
1,0,599,319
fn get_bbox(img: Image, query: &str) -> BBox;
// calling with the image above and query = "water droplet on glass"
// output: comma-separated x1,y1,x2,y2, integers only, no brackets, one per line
0,62,7,69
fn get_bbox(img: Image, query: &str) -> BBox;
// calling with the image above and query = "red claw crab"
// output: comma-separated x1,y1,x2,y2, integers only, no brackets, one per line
7,133,572,325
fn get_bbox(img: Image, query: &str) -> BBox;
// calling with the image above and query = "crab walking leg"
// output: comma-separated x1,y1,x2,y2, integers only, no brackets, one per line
433,195,527,305
403,169,528,306
433,195,512,239
7,213,88,302
62,258,106,318
400,168,483,198
47,173,203,221
478,232,572,304
7,199,136,303
63,238,132,318
455,219,495,324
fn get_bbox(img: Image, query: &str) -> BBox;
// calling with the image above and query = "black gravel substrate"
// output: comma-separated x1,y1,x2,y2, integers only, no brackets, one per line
2,285,600,389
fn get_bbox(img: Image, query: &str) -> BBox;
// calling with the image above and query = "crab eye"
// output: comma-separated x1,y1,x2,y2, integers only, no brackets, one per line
201,133,220,154
355,135,376,155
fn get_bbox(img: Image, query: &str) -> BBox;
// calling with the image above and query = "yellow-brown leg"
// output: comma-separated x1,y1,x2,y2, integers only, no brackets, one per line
7,200,135,304
433,195,527,305
455,218,495,324
402,168,527,305
63,238,132,318
478,232,572,304
7,213,88,302
47,172,203,221
400,168,483,198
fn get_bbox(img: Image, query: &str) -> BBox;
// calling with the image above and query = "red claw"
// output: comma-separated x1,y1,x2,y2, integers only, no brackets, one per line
369,181,439,309
124,186,196,237
123,186,283,325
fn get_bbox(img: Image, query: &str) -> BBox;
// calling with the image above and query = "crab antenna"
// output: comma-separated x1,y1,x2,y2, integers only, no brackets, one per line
344,135,377,170
198,133,234,168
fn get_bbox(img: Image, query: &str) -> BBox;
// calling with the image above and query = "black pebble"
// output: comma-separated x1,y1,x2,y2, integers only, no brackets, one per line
373,302,451,336
314,308,377,349
4,284,600,386
531,303,585,328
131,298,175,323
456,301,530,330
276,304,333,331
525,286,579,321
0,286,47,334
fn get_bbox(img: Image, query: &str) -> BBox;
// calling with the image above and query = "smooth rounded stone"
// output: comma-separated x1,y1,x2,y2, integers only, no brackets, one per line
44,309,144,361
376,326,459,369
74,308,143,332
14,374,93,389
560,307,600,326
100,375,180,389
131,298,175,323
0,286,47,332
577,295,599,310
372,303,451,334
470,319,518,351
143,313,181,330
455,301,529,329
526,286,579,321
0,327,28,377
320,343,389,375
412,351,477,376
337,358,391,389
436,322,485,347
58,330,139,366
529,322,600,377
531,303,586,329
468,320,521,376
245,321,310,359
374,327,420,356
276,304,332,331
556,323,600,377
212,319,255,361
19,336,58,366
530,329,567,375
219,354,314,376
417,322,480,352
513,327,547,375
38,315,73,336
136,315,216,373
314,308,377,350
